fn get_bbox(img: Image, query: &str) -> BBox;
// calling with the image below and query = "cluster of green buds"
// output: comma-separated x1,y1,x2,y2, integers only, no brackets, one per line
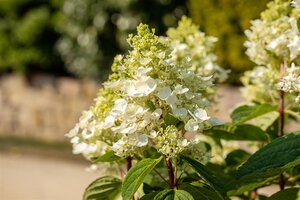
66,17,224,164
242,0,300,108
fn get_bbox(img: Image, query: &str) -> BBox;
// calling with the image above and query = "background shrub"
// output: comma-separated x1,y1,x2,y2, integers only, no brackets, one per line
0,0,64,75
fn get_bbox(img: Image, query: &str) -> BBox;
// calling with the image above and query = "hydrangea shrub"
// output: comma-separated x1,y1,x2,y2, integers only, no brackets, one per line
67,2,300,199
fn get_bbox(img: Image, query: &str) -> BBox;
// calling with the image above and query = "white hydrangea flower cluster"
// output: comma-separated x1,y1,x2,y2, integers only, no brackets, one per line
241,66,278,103
277,63,300,103
166,17,230,83
244,0,299,65
242,0,300,105
66,19,221,161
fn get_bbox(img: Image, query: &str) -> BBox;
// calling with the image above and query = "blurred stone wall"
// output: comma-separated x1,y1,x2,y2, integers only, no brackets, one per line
0,74,99,141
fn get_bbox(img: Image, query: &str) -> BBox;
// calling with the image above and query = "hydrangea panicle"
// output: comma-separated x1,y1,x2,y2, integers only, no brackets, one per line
66,17,223,164
242,0,300,109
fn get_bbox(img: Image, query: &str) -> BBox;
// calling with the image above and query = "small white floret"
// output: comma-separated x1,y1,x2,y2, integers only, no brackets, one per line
172,108,188,118
184,119,199,132
120,124,138,134
82,128,95,139
194,108,210,122
73,142,88,154
70,136,80,144
174,84,189,94
157,87,172,100
140,58,152,65
113,99,128,113
136,134,148,147
125,77,157,97
103,115,115,129
166,94,178,109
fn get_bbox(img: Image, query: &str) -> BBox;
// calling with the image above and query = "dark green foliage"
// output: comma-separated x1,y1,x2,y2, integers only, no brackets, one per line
204,124,269,141
179,183,222,200
83,176,122,200
0,0,64,74
122,157,163,200
236,131,300,180
225,149,251,167
230,104,277,125
182,155,228,199
188,0,271,83
267,188,300,200
140,191,160,200
154,189,174,200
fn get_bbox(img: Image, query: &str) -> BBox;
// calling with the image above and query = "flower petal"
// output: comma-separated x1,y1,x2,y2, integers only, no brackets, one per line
136,134,148,147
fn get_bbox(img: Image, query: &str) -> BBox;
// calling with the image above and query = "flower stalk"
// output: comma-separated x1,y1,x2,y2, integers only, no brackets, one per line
165,157,176,189
278,60,286,190
278,60,286,139
126,156,133,171
126,156,135,200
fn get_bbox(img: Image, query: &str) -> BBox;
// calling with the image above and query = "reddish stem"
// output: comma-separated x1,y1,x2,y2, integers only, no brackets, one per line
127,156,132,171
279,62,285,138
126,156,135,200
278,61,286,190
165,157,176,188
279,173,285,191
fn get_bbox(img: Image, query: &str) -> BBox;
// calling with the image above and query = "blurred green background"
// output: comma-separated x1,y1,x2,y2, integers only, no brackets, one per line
0,0,271,83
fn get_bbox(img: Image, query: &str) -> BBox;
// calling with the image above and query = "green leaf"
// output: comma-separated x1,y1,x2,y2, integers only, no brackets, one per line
154,189,174,200
179,184,209,200
174,190,194,200
179,183,222,200
204,124,268,141
83,176,121,200
140,191,160,200
225,149,251,167
252,111,279,131
154,189,194,200
226,176,275,195
265,120,279,140
143,171,168,191
236,132,300,180
143,182,164,194
90,151,122,163
181,156,228,200
142,147,162,159
267,188,300,200
231,104,276,125
122,156,163,200
206,163,234,183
